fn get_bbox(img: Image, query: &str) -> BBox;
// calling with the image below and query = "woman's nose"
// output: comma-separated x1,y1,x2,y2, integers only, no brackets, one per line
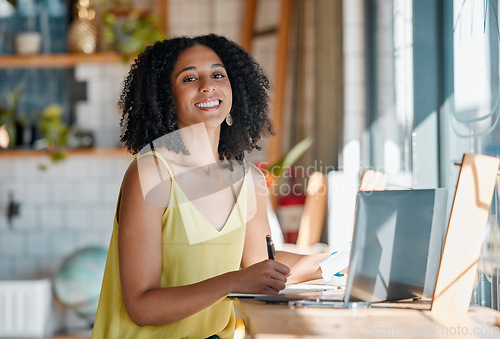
199,77,216,92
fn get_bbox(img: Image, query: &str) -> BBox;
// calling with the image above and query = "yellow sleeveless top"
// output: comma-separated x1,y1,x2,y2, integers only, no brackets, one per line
91,151,247,339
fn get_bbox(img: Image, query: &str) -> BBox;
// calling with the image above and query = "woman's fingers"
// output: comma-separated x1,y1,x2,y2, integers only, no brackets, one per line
271,259,291,276
339,266,349,274
234,260,291,294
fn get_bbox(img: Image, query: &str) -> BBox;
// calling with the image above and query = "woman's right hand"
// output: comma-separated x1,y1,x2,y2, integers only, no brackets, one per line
230,260,290,295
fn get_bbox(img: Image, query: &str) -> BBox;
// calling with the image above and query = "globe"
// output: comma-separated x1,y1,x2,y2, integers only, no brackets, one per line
53,246,108,322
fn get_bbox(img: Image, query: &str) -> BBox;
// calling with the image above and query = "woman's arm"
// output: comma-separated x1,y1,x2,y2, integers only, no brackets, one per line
118,158,289,327
242,163,334,284
275,251,330,283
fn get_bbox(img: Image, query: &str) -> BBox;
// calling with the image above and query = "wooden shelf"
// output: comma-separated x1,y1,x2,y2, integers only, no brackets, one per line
0,147,133,158
0,52,127,69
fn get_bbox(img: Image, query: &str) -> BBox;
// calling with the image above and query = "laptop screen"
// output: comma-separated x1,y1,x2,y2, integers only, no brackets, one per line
345,189,448,303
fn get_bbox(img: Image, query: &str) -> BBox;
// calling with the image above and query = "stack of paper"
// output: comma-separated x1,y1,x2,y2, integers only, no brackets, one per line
319,243,351,282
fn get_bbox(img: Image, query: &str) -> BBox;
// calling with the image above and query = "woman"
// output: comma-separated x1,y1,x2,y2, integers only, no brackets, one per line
91,34,331,339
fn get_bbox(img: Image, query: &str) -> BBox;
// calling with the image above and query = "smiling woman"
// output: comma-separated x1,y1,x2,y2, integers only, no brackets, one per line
91,34,332,339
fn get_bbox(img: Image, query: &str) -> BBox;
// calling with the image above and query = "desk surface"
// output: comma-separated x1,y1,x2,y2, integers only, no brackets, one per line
235,299,500,338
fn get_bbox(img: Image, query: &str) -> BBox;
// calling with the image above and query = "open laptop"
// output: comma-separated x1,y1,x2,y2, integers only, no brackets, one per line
244,188,448,307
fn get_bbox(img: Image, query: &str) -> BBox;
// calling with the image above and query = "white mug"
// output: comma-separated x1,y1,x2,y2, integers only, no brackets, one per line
15,32,42,55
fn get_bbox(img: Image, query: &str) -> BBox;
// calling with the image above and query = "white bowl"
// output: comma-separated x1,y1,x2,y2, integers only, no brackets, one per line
15,32,42,55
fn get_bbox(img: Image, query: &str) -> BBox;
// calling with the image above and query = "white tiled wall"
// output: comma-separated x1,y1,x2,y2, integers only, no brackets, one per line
74,63,129,149
169,0,246,42
0,154,131,280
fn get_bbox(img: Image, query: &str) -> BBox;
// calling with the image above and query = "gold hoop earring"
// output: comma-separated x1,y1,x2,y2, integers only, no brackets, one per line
225,113,233,126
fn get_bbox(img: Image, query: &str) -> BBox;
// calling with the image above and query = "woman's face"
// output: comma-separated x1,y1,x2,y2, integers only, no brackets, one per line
171,44,233,129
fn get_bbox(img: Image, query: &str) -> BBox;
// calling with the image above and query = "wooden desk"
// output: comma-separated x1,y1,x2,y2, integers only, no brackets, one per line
235,299,500,338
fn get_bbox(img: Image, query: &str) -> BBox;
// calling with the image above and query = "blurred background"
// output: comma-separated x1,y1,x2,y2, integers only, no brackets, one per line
0,0,499,336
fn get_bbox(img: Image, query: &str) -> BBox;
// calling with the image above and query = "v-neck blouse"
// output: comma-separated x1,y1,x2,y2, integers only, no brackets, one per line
149,150,248,245
91,151,247,339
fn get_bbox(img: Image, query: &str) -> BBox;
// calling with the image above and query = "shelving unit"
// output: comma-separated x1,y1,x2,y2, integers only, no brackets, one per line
0,52,126,69
0,0,169,156
0,147,131,158
0,0,168,70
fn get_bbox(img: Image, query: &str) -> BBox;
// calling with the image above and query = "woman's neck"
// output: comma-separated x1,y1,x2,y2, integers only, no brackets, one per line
205,125,221,162
177,122,221,166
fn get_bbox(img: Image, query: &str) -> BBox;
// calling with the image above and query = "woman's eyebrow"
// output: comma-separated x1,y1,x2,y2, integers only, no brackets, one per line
176,66,196,78
177,63,225,77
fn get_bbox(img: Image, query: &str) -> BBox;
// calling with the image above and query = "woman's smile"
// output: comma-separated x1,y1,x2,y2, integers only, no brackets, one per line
195,98,222,110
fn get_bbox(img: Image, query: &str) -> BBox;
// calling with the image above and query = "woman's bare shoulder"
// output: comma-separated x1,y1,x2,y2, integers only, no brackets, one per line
246,161,268,194
246,161,266,181
122,154,172,208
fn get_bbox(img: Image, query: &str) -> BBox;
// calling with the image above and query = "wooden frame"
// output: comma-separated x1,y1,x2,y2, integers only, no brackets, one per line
240,0,294,164
431,154,500,312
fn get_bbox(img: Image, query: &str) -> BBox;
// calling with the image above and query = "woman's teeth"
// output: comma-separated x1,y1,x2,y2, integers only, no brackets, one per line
196,100,220,108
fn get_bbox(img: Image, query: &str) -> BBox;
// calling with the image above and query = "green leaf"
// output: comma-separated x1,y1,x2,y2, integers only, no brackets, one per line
268,137,313,178
101,10,166,61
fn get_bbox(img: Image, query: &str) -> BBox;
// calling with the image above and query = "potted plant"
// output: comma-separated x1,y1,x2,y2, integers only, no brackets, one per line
255,137,313,245
257,137,314,188
96,0,166,60
255,136,313,205
36,104,69,169
0,86,22,149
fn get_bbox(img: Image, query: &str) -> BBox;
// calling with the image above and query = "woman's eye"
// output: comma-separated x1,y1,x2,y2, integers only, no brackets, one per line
213,73,225,79
183,76,197,82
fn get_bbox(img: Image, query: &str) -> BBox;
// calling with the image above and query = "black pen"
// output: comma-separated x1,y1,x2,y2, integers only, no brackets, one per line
266,235,275,260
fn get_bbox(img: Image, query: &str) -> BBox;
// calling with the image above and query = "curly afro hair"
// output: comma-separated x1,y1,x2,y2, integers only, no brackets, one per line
119,34,275,165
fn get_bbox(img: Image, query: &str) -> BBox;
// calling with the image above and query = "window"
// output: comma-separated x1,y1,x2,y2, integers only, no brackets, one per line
450,0,500,310
357,0,500,309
